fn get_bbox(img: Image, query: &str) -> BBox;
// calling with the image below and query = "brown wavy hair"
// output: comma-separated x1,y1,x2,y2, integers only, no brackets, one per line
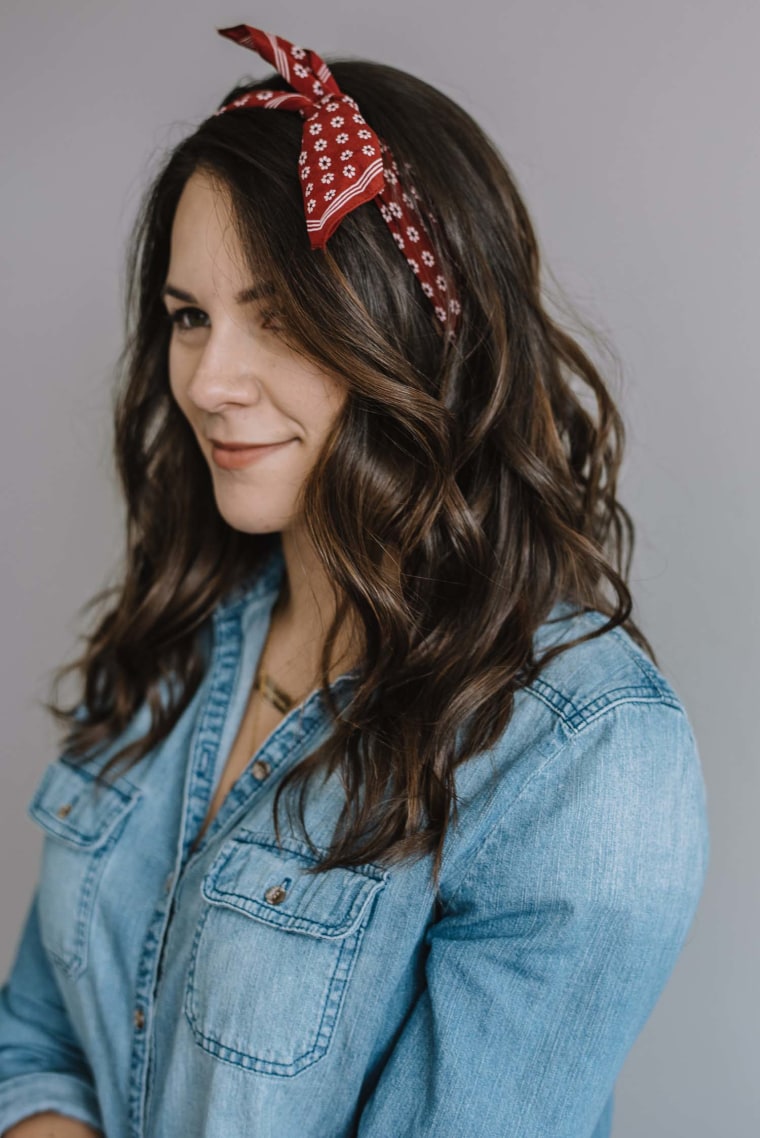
43,55,657,891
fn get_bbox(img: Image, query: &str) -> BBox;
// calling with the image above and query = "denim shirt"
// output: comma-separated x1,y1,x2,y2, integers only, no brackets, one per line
0,538,709,1138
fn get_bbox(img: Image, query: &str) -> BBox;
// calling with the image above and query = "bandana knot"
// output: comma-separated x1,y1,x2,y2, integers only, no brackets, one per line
214,24,462,337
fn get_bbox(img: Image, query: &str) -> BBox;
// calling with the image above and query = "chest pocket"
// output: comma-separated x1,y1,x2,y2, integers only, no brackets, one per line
27,757,141,979
185,829,388,1077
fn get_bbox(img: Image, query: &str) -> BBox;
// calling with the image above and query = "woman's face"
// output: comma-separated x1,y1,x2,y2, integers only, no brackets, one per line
163,169,347,535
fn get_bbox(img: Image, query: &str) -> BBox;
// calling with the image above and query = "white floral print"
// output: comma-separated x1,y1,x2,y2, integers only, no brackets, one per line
215,27,462,333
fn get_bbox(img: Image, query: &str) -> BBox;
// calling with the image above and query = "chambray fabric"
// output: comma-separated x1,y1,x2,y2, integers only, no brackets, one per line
0,536,709,1137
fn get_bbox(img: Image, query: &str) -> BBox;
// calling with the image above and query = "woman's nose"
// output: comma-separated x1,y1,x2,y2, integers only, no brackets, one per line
185,331,265,412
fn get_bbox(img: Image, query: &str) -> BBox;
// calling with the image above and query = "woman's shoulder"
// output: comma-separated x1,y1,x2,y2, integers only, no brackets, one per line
509,599,701,781
527,600,689,728
443,601,708,896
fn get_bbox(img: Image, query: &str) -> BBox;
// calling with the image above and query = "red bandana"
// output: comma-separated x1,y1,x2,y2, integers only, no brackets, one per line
214,24,461,338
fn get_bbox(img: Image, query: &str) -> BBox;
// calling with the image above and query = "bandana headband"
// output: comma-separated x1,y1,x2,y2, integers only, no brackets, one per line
214,24,462,338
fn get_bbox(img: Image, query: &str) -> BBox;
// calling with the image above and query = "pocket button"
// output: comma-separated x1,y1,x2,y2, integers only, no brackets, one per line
264,884,287,905
57,803,73,818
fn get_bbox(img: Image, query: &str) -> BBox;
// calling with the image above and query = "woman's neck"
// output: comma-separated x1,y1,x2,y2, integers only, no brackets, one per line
270,528,363,685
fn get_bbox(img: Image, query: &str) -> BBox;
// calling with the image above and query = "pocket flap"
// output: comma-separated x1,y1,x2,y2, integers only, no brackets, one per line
201,830,388,939
27,759,141,849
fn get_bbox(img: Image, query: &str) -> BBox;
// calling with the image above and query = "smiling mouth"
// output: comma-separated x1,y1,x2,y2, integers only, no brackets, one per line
210,438,295,469
211,440,293,449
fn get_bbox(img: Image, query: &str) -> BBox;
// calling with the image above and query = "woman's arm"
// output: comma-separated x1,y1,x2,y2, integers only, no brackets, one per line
355,700,710,1138
3,1111,102,1137
0,892,105,1137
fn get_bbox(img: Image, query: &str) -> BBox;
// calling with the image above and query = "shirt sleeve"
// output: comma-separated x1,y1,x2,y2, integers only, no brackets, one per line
355,699,710,1138
0,887,105,1135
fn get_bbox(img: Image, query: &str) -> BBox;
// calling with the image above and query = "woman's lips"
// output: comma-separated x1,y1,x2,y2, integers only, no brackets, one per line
211,439,295,470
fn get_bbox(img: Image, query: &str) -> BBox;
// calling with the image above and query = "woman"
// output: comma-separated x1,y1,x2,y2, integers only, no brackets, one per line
0,23,709,1138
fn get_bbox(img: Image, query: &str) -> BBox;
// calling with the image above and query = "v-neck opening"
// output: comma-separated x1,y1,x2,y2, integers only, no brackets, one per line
186,601,359,863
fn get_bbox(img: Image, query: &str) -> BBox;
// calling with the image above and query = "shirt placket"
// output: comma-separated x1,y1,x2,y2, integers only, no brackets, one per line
126,598,246,1138
125,578,357,1138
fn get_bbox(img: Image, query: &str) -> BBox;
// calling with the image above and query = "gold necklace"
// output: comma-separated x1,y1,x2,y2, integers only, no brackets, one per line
247,658,319,773
248,605,315,741
250,590,354,733
252,666,301,714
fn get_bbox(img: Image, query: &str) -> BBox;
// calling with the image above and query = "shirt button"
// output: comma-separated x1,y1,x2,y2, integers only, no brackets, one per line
134,1007,145,1030
264,884,287,905
252,760,271,780
164,872,174,892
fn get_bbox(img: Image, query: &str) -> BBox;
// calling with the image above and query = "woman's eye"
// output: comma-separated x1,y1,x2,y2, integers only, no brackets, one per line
167,306,282,333
168,306,207,333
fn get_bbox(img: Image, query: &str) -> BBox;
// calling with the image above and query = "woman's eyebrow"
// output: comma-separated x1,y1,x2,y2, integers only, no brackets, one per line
160,281,276,304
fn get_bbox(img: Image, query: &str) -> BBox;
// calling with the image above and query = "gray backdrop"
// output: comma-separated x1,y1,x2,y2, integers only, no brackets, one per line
2,2,757,1134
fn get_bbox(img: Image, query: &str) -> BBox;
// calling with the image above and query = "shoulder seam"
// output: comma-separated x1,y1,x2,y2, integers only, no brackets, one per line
525,611,681,731
527,677,683,733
